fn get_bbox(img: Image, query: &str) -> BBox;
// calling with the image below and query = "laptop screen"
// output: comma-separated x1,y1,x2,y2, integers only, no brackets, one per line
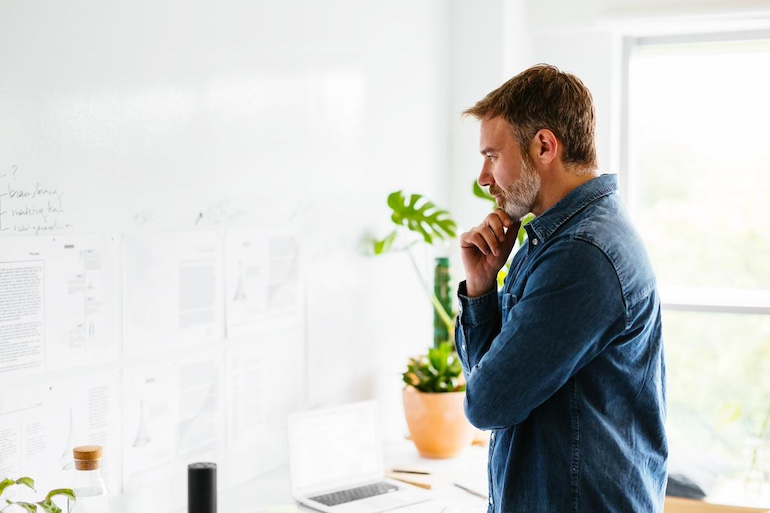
287,401,385,495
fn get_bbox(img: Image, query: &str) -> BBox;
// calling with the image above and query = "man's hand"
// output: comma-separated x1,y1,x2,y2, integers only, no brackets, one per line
460,209,520,297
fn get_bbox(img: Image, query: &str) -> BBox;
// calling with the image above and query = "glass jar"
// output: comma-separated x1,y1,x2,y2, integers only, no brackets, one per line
68,445,110,513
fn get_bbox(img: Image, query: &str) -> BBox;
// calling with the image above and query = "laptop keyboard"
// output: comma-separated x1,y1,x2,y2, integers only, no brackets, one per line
309,481,400,507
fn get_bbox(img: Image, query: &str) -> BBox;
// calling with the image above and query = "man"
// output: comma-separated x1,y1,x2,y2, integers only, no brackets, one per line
455,64,667,512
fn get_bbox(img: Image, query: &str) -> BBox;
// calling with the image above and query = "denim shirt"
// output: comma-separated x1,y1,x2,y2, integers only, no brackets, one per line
456,174,667,513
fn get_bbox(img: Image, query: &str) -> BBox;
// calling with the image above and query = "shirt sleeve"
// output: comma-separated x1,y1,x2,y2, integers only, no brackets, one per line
455,281,500,377
457,238,627,430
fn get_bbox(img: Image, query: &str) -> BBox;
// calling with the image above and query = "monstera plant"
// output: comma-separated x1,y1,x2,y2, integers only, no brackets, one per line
372,189,470,458
372,184,532,458
372,190,457,351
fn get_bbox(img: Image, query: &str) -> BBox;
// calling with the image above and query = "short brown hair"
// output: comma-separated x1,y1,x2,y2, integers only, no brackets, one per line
464,63,597,172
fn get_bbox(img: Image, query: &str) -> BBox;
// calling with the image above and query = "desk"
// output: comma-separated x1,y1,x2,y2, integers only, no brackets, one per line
211,439,490,513
111,437,770,512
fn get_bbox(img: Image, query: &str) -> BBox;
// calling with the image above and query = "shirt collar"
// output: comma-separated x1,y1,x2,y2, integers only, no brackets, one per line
525,173,618,243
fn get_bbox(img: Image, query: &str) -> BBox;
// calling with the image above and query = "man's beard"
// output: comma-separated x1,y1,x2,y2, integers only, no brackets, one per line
490,157,540,220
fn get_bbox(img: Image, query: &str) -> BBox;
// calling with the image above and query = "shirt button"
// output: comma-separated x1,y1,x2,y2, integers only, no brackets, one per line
532,238,538,246
489,497,494,506
462,343,467,352
490,431,495,441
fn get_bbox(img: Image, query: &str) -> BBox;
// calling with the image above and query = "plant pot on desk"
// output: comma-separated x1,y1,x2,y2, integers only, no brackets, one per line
402,386,475,459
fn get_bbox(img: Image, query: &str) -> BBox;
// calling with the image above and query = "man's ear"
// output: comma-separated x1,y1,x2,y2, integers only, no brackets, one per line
531,129,558,164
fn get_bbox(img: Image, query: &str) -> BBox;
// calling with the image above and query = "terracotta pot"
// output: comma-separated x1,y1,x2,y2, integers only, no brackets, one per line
402,387,475,458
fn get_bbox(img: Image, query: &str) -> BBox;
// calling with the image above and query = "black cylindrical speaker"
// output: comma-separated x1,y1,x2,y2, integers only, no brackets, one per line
188,462,217,513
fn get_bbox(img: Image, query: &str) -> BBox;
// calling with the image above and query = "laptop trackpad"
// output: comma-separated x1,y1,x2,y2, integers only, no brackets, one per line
363,495,407,511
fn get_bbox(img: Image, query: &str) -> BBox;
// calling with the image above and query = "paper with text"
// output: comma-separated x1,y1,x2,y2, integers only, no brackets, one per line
122,231,225,356
0,236,117,377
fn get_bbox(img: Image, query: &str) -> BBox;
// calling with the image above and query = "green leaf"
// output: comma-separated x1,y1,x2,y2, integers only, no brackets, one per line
472,181,496,205
15,478,35,492
44,490,75,503
496,264,509,289
1,480,72,513
37,498,63,513
427,348,443,373
11,501,37,513
372,230,398,255
403,342,464,393
0,478,15,496
517,213,534,247
386,191,456,245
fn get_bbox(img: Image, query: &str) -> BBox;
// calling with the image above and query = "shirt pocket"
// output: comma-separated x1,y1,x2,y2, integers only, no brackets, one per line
501,293,518,323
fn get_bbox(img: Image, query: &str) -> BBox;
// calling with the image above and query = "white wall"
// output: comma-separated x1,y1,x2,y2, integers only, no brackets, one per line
443,0,770,220
0,0,451,508
447,0,535,248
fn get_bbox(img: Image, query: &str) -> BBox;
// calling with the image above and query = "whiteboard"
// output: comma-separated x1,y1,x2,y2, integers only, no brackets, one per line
0,0,449,504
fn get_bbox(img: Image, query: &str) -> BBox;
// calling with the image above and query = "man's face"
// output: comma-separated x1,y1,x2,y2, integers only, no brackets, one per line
478,116,541,220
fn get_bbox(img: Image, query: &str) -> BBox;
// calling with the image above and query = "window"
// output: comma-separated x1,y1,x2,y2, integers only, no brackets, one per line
624,32,770,503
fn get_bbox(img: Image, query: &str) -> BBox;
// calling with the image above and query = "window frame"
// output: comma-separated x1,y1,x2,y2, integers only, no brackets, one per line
619,29,770,316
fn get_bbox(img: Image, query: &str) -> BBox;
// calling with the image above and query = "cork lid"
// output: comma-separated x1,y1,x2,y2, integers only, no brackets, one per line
73,445,103,470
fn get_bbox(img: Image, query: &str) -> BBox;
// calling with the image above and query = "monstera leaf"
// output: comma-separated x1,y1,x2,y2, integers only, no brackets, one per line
372,191,456,254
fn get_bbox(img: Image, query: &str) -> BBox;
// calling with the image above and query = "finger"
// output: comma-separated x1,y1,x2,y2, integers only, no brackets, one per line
460,228,497,256
475,223,504,256
485,215,508,243
460,230,490,255
491,208,514,230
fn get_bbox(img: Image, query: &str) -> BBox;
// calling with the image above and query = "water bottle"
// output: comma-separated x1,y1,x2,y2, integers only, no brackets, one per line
68,445,110,513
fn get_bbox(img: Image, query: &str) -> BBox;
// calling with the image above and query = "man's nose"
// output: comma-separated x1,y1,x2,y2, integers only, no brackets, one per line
478,162,492,187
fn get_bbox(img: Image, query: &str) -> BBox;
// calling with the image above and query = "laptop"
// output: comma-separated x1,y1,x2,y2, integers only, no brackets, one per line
287,400,432,512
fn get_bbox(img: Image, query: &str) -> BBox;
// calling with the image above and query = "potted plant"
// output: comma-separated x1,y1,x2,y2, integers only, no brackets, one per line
400,341,473,458
372,190,470,457
372,186,532,458
372,190,458,349
0,476,74,513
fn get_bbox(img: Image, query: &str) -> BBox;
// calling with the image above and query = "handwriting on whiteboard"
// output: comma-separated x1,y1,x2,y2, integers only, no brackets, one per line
0,164,72,234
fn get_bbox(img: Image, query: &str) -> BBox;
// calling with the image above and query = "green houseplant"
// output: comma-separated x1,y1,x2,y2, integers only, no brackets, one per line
402,341,464,393
0,477,74,513
372,185,532,457
373,185,532,379
372,189,458,352
372,190,471,457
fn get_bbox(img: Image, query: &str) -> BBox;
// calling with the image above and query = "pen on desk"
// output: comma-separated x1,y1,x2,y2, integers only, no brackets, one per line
390,468,431,475
453,482,488,499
